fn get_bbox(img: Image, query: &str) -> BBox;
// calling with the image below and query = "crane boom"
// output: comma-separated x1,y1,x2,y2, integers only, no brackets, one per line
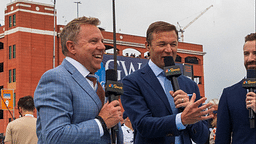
178,5,213,42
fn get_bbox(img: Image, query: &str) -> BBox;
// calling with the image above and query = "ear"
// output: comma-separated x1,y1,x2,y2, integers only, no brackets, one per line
66,40,76,55
18,107,23,115
145,41,150,51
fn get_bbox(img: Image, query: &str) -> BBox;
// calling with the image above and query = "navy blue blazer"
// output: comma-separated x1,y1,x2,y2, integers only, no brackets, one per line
121,64,209,144
215,80,256,144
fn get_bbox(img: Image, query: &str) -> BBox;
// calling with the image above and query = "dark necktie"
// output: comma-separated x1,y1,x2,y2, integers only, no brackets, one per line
86,74,105,105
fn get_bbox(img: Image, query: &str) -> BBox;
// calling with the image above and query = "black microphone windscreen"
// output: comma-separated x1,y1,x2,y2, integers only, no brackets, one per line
106,69,117,81
164,56,175,67
247,69,256,78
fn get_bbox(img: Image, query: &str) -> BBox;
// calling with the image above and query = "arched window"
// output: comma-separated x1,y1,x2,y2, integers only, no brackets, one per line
0,42,3,50
104,45,119,54
144,51,149,59
175,55,181,62
122,48,141,58
185,56,199,64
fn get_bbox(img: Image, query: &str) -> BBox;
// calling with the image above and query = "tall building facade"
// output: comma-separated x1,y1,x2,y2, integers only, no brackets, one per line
0,0,206,135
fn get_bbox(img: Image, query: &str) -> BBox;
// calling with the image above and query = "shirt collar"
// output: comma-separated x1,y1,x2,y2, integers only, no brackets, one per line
24,114,34,117
148,59,164,77
65,57,90,77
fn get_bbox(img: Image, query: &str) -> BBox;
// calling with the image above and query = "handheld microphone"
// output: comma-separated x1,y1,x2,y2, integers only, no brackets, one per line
242,69,256,128
105,69,123,144
164,56,184,112
105,69,123,100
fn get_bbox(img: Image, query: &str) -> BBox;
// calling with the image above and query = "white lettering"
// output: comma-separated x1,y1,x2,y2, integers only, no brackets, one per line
104,59,145,80
105,59,114,70
138,63,142,69
129,62,136,74
120,61,128,76
117,70,122,81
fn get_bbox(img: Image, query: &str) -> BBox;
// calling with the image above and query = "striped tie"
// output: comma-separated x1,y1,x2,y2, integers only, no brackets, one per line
86,74,105,105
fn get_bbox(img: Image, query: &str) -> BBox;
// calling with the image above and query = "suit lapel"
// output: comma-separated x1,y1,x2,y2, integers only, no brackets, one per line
62,59,102,110
140,64,172,113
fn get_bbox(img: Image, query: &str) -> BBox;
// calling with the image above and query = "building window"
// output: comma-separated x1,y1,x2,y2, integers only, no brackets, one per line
9,16,12,27
13,69,16,82
0,42,3,50
185,57,199,64
194,76,202,84
13,45,16,58
13,14,16,26
9,70,12,83
0,63,3,73
9,46,12,59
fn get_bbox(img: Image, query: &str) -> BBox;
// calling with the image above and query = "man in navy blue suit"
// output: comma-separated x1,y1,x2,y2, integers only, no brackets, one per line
121,21,214,144
216,33,256,144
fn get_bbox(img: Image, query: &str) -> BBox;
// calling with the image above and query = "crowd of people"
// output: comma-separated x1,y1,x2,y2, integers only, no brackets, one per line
2,16,256,144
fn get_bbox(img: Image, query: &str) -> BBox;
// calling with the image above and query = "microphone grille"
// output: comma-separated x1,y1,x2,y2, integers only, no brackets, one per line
164,56,175,67
247,69,256,78
106,69,117,81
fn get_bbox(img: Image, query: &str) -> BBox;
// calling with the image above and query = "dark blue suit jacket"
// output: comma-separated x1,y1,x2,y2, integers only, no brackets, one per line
215,80,256,144
121,64,209,144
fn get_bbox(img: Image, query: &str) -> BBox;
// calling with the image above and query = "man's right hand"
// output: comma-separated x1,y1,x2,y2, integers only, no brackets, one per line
181,93,214,125
98,100,122,129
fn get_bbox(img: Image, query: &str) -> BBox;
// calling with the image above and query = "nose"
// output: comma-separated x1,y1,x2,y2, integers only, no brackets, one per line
165,44,172,53
98,41,106,50
248,53,256,62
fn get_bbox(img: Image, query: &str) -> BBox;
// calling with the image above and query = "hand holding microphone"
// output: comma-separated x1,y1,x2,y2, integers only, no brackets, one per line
164,56,189,112
105,69,124,144
242,69,256,128
98,69,123,130
246,92,256,113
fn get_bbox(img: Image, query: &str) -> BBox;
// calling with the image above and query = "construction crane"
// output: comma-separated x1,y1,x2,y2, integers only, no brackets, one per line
177,5,213,42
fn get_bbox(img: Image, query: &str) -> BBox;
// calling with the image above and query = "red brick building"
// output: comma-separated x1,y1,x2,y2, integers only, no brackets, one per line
0,0,206,135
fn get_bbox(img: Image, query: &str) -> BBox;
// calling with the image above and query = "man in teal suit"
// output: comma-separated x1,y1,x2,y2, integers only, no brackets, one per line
34,16,123,144
121,21,214,144
216,33,256,144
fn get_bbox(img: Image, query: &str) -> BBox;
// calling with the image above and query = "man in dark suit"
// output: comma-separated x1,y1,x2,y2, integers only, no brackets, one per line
215,33,256,144
34,16,123,144
121,21,214,144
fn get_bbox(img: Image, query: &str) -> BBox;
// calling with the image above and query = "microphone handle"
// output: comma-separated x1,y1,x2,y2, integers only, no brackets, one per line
171,77,180,92
108,93,119,144
249,88,255,129
170,77,184,112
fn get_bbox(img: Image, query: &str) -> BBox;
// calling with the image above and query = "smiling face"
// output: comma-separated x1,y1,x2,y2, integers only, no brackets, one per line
244,40,256,70
67,24,105,73
146,30,178,69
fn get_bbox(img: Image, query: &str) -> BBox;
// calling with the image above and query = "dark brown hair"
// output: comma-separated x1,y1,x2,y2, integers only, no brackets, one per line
245,33,256,42
146,21,178,45
18,95,35,111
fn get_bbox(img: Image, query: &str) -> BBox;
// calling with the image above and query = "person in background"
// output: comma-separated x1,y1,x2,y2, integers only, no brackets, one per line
215,33,256,144
205,99,219,144
209,111,217,144
5,96,38,144
121,112,134,144
34,16,123,144
121,21,214,144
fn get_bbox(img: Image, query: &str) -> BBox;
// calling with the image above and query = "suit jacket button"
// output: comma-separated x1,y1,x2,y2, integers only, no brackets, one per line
166,133,173,137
